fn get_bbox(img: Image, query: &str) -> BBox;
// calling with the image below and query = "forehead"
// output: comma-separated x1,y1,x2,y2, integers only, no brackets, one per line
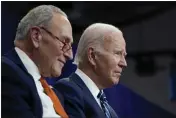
50,13,73,43
103,31,126,51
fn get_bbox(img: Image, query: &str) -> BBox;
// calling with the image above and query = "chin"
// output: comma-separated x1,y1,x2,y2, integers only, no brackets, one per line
51,70,61,77
112,78,120,85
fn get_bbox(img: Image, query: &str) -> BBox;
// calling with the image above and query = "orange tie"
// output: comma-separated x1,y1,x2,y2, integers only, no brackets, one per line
39,77,68,118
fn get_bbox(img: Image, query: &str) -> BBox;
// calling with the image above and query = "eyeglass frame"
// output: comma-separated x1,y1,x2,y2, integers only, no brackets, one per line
39,26,72,52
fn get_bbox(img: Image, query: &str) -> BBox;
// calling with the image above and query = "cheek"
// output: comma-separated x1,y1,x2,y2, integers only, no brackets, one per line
107,57,120,68
111,56,121,66
96,56,120,74
45,47,63,64
51,60,63,76
45,41,63,55
107,57,121,76
53,61,61,71
97,58,114,72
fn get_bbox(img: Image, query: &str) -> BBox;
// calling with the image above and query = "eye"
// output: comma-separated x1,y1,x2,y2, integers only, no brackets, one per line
63,36,71,43
115,51,122,55
114,51,127,58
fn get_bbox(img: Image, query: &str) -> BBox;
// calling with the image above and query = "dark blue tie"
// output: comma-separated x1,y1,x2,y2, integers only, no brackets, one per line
97,90,111,118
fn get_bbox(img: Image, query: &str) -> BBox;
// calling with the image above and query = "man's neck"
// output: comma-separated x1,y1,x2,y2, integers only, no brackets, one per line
78,65,103,90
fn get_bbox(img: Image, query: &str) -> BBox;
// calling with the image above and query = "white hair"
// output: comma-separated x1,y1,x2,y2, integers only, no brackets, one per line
73,23,121,65
15,5,67,40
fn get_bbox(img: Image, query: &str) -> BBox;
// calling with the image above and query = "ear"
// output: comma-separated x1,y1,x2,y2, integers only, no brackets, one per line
87,47,97,67
29,26,42,48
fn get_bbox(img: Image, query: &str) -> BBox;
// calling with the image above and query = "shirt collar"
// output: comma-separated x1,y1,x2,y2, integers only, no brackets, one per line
75,68,100,99
15,47,41,81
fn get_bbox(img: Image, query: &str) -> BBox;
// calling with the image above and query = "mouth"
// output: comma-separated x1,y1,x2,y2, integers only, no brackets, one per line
118,73,121,76
117,72,121,76
58,59,65,65
115,71,122,76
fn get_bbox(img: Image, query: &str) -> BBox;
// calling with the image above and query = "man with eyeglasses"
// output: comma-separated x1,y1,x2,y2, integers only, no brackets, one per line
2,5,73,118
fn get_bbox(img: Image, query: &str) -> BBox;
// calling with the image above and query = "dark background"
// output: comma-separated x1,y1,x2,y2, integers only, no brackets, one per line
2,1,176,118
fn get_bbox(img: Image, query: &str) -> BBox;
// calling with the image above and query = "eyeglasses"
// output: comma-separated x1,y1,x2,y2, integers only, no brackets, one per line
40,27,72,52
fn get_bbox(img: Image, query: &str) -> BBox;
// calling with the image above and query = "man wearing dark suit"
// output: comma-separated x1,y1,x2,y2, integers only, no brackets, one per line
2,5,73,118
54,23,127,118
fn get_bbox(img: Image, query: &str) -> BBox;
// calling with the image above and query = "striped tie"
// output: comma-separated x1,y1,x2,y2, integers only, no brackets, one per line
97,90,111,118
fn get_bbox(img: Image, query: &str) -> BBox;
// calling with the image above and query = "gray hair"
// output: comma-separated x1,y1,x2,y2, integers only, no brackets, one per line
73,23,121,65
15,5,67,40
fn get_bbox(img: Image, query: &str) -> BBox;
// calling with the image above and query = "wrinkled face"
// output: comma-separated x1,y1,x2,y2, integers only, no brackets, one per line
31,13,73,77
94,31,127,88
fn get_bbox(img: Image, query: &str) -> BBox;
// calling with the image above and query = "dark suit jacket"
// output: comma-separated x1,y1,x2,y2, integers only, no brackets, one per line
1,49,63,118
54,73,118,118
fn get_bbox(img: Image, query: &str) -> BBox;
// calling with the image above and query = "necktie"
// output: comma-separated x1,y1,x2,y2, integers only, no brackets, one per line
97,90,111,118
39,77,68,118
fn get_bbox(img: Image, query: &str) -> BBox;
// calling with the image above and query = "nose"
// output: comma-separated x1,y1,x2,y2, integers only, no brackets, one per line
119,56,127,67
64,49,73,60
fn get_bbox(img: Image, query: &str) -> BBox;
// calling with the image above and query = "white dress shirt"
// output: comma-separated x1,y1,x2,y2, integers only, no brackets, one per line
15,47,61,118
75,68,102,108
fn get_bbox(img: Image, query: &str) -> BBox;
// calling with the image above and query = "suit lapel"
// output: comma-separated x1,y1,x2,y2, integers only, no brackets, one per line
3,48,43,117
4,49,29,74
70,73,118,118
70,73,106,118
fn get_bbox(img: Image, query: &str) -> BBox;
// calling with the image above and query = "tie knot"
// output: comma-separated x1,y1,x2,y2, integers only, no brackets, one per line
97,90,107,102
39,77,50,89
